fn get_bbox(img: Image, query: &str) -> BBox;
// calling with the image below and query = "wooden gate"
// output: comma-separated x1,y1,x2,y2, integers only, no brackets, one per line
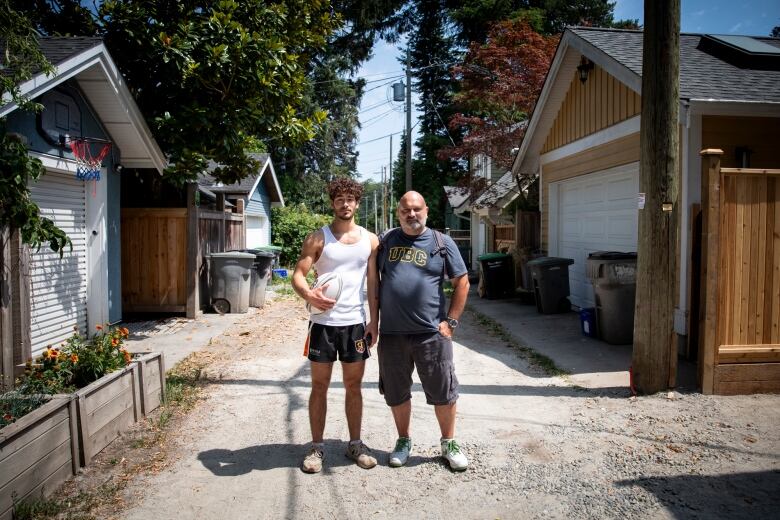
699,149,780,394
121,209,188,313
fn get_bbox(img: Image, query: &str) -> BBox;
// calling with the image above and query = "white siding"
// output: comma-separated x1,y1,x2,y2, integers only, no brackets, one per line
28,171,88,355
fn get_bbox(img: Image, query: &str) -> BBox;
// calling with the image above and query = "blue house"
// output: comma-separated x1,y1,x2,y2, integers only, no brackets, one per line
198,153,285,248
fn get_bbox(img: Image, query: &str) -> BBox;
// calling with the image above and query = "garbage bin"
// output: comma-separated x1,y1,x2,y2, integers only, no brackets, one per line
478,252,515,299
257,245,283,268
241,249,276,308
527,257,574,313
209,252,255,314
586,251,637,344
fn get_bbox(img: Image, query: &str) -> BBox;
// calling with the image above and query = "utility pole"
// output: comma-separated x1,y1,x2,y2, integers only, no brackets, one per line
381,166,387,233
373,190,378,234
632,0,681,394
389,133,394,229
405,46,412,192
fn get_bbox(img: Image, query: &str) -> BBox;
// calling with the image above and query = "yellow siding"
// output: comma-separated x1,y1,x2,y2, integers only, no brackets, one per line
702,116,780,169
542,65,641,153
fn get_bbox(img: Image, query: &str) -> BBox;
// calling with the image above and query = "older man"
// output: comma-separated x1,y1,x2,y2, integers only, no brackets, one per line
373,191,470,471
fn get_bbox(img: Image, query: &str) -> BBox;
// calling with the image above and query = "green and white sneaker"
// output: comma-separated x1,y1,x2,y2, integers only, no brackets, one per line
441,439,468,471
389,437,412,467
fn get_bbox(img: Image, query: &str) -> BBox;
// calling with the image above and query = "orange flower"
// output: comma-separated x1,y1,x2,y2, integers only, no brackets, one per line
70,354,79,363
120,327,129,337
3,414,13,422
41,349,51,359
96,324,103,331
121,350,132,363
112,338,119,347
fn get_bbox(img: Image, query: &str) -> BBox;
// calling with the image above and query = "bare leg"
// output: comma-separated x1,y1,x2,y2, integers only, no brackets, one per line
434,402,456,439
309,362,333,443
341,360,366,441
391,399,412,438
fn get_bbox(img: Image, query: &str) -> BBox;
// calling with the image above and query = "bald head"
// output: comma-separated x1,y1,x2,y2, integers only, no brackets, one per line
397,191,428,235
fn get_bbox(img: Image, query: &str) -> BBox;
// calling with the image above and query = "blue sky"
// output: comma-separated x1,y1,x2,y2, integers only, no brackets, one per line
352,0,780,183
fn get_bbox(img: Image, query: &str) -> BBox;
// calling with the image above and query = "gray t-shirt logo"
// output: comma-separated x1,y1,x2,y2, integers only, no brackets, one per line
388,246,428,266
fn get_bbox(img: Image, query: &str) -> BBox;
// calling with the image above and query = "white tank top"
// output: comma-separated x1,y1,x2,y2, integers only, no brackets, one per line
310,225,371,326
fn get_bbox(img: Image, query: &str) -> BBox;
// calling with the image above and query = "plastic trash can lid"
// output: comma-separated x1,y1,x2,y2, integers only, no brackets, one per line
209,252,256,259
478,252,512,261
588,251,637,260
527,256,574,267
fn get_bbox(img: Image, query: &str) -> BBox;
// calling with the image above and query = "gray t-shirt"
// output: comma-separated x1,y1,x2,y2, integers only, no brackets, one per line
378,228,468,334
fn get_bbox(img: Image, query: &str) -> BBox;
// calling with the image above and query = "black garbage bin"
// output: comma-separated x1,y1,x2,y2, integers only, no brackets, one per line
527,257,574,313
586,251,637,344
478,252,515,299
239,249,276,308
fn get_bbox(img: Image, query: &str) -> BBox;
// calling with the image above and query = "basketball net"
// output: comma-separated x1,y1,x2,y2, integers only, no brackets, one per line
69,137,111,181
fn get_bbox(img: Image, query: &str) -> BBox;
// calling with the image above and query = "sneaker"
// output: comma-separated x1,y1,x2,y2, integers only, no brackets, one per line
345,441,377,469
302,446,324,473
441,439,468,471
388,437,412,467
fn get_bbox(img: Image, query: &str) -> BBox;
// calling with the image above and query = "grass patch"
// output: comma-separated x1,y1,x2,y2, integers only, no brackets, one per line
467,307,568,377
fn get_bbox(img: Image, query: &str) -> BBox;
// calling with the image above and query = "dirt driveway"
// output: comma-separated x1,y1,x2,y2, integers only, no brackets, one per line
107,298,779,519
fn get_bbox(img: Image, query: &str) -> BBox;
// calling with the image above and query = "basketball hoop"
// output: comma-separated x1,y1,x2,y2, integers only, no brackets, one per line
69,137,112,181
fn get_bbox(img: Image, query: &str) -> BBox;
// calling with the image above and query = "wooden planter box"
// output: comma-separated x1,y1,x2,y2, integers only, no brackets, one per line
75,364,140,466
134,352,166,416
0,395,79,520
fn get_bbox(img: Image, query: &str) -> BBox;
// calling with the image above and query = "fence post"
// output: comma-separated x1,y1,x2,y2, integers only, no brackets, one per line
186,183,200,319
216,193,226,252
699,148,723,394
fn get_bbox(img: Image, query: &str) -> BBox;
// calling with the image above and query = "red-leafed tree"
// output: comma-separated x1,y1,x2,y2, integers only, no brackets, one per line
443,20,558,170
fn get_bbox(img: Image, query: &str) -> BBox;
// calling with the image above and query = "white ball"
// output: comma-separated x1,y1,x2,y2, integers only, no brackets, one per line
306,272,343,315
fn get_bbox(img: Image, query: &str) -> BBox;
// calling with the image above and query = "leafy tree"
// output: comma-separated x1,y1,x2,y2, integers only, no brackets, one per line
398,0,464,229
771,25,779,38
444,20,558,169
97,0,336,185
270,0,408,211
270,204,330,266
0,1,70,254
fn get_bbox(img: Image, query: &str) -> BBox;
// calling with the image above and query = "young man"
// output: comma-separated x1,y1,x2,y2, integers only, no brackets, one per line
291,178,380,474
373,191,470,471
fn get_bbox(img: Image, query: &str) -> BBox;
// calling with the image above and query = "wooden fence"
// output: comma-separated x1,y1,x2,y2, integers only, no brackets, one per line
494,225,515,252
698,149,780,394
121,188,245,317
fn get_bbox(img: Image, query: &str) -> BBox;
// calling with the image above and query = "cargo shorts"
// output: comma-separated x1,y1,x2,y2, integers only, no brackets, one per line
377,332,459,406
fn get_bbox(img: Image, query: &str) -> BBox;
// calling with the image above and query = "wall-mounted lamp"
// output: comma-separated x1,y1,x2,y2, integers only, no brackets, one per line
577,57,594,84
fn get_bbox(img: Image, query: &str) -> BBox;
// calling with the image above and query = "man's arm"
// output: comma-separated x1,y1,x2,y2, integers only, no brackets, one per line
365,232,380,346
439,273,470,338
291,229,335,311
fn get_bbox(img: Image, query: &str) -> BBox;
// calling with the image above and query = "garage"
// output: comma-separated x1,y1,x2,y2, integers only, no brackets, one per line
27,170,89,356
549,162,638,309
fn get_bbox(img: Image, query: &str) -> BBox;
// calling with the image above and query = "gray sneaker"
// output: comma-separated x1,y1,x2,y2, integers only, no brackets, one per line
302,446,323,473
389,437,412,467
346,441,377,469
441,439,468,471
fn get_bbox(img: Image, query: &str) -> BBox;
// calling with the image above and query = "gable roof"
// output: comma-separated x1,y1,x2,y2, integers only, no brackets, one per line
198,153,284,205
1,37,166,172
570,27,780,103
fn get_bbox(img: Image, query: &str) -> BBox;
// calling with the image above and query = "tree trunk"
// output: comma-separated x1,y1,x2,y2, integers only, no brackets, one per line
632,0,681,394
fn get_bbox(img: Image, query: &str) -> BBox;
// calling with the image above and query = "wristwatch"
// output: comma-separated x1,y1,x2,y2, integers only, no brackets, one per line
446,316,459,329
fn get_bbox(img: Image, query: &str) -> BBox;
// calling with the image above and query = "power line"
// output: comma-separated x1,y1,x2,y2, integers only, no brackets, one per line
355,131,403,146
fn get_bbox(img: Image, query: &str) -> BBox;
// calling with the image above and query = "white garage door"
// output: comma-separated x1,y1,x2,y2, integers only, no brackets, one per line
551,162,638,309
246,215,269,248
28,171,88,357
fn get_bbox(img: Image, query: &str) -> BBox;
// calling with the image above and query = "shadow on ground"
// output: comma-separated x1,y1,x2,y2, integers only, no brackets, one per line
616,470,780,519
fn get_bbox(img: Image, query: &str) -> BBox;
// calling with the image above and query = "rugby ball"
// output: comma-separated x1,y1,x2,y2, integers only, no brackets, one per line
306,272,343,315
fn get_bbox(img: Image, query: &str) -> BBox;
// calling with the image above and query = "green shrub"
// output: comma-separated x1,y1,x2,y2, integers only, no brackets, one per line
271,203,330,266
18,325,132,394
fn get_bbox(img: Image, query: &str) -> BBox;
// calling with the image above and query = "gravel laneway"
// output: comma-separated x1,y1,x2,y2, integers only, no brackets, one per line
115,298,780,520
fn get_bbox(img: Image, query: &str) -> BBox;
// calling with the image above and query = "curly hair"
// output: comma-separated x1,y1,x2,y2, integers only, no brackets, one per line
327,177,363,201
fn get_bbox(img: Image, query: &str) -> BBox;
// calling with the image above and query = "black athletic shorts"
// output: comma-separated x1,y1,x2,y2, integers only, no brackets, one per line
308,322,369,363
